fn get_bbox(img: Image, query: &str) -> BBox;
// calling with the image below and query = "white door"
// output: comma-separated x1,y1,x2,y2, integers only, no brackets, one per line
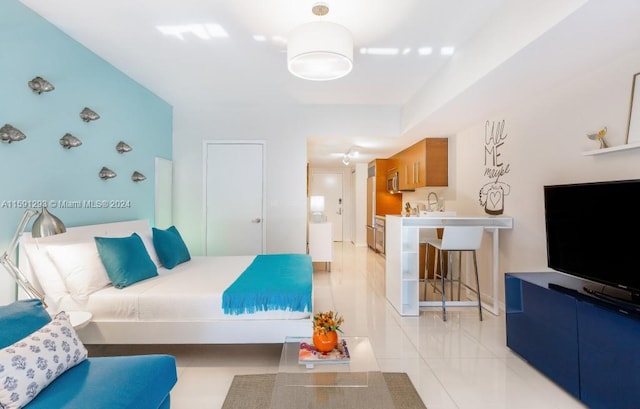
310,172,343,242
204,141,265,255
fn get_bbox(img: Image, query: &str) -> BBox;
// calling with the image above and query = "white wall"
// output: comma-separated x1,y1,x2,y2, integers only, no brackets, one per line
172,104,400,256
450,47,640,306
170,3,640,311
373,39,640,309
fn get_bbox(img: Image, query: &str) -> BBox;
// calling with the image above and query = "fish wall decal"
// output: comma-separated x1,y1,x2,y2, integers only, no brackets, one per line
80,107,100,122
28,76,55,94
59,133,82,149
0,124,27,143
99,166,117,180
131,171,146,182
116,141,132,153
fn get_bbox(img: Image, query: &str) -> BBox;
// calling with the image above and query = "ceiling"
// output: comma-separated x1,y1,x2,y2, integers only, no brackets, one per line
17,0,640,168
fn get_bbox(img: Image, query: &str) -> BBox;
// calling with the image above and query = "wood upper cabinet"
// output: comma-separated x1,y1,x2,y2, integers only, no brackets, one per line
394,138,448,189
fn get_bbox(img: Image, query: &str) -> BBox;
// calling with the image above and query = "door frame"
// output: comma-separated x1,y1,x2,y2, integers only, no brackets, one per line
202,139,267,255
309,167,353,243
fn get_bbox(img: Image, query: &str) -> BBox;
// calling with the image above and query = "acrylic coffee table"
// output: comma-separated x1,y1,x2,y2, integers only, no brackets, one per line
270,336,395,409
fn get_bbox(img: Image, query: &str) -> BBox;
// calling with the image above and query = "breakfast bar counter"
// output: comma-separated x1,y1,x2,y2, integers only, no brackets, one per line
385,215,513,316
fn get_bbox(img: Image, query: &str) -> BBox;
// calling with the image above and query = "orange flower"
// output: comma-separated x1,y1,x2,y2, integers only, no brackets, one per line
313,311,344,335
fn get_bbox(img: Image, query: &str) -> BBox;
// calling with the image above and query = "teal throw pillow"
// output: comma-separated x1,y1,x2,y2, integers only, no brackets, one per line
152,225,191,269
94,233,158,288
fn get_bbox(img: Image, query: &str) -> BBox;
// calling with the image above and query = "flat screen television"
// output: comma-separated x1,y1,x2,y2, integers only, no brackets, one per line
544,178,640,305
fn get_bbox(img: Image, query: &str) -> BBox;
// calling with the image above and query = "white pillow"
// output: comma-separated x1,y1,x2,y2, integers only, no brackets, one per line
136,228,162,268
46,242,112,300
21,243,70,309
0,312,88,409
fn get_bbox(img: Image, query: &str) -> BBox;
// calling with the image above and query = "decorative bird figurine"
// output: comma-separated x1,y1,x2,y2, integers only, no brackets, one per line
587,126,608,149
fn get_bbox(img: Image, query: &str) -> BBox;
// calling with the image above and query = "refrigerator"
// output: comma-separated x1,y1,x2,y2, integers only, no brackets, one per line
366,173,376,250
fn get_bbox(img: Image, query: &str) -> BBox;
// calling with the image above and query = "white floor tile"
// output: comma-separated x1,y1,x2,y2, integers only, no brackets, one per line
89,242,586,409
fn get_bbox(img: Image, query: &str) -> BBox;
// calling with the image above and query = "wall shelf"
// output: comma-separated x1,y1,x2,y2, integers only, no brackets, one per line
582,141,640,156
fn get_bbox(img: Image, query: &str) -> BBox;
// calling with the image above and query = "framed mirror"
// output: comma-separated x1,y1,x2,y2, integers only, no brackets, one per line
625,72,640,144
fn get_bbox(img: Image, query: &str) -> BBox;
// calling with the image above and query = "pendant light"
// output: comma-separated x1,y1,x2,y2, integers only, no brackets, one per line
287,3,354,81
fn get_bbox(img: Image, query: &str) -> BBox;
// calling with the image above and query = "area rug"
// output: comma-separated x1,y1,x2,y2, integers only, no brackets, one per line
221,372,427,409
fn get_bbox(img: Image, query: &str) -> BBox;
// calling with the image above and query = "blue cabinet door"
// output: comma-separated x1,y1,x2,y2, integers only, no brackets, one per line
577,300,640,409
505,274,580,398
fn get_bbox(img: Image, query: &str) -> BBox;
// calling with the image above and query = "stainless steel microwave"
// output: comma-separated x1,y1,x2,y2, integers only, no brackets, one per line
387,172,399,193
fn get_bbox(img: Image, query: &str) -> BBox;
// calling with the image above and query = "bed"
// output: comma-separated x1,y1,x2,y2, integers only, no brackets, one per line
18,219,313,344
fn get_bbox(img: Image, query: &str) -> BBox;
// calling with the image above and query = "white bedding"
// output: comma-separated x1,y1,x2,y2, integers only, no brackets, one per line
18,219,312,327
81,256,309,321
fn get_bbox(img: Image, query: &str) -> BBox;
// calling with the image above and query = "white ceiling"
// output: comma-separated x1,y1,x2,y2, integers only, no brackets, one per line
18,0,640,167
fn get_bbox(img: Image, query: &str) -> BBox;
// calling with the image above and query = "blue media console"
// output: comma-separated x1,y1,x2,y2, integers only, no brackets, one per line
505,272,640,409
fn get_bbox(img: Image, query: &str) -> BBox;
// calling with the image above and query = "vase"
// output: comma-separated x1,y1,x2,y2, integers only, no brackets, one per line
313,330,338,352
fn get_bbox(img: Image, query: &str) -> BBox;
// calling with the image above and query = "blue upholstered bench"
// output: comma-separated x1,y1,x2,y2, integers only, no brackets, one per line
0,299,177,409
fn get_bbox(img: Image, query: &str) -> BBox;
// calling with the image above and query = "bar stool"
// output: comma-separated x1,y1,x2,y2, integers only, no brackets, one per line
420,228,440,300
424,225,484,321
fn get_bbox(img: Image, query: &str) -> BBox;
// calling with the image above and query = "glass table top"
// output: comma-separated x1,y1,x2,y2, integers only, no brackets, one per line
270,336,395,408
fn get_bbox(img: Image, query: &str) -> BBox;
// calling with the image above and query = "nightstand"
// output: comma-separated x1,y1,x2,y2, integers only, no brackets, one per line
68,310,93,329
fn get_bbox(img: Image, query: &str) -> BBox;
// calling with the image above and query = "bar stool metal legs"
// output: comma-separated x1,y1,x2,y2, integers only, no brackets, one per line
424,225,485,322
471,250,483,321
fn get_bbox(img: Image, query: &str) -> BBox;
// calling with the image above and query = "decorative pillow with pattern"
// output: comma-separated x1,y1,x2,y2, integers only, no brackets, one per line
0,312,88,409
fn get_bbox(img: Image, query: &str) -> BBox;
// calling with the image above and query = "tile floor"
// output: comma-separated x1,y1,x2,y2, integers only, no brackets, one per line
87,242,587,409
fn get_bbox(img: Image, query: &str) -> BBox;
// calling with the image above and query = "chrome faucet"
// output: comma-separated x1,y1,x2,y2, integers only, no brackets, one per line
427,192,439,211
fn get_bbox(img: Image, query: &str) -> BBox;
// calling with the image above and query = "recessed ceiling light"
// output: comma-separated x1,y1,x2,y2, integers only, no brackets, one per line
360,48,399,56
440,46,455,55
204,24,228,38
418,47,433,55
402,48,411,55
253,34,267,42
157,24,228,41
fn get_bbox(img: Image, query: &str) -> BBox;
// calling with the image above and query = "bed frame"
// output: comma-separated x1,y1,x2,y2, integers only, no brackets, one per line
18,219,312,344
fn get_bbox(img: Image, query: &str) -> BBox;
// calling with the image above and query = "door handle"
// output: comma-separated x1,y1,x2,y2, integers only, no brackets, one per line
252,218,262,223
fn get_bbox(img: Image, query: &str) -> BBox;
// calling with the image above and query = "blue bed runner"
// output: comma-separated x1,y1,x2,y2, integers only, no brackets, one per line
222,254,312,315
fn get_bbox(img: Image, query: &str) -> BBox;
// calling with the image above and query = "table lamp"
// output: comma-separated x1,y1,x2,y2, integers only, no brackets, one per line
0,207,66,307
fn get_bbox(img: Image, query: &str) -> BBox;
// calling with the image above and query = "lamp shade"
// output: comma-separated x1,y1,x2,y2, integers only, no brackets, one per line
31,207,66,238
310,196,325,213
287,21,353,81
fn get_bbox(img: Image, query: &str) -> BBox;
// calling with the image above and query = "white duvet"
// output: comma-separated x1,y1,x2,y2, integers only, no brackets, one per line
59,256,309,322
18,220,310,324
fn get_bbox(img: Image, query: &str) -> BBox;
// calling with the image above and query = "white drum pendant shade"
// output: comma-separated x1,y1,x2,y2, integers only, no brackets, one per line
287,21,353,81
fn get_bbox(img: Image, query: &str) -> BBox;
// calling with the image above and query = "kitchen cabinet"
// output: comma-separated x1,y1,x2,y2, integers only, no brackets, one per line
394,138,448,190
367,159,402,252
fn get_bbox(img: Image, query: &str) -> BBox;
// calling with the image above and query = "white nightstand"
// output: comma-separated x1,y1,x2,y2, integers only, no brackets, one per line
68,311,93,329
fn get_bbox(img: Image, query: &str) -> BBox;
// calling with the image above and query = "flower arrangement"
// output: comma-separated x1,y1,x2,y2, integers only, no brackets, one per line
313,310,344,335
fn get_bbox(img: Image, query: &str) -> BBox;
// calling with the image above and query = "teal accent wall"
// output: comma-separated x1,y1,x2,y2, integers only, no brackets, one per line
0,1,171,225
0,1,172,301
